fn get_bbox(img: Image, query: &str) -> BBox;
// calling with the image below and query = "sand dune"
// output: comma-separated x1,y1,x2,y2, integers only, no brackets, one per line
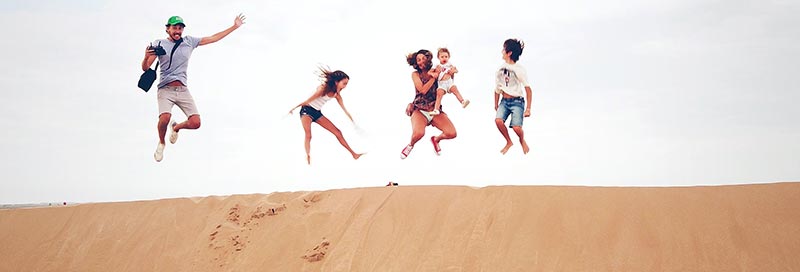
1,182,799,271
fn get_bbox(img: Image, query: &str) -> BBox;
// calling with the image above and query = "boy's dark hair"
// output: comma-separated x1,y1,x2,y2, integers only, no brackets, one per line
406,49,433,73
318,67,349,95
437,47,450,57
503,39,525,62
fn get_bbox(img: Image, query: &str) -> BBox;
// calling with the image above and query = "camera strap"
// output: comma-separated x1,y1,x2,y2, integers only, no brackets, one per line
164,38,183,70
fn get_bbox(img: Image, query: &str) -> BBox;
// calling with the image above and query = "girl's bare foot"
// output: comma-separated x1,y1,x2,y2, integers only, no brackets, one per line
500,143,513,154
307,155,311,165
353,153,364,160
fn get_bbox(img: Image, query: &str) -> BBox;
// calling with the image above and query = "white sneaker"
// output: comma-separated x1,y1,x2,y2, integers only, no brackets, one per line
430,110,440,115
461,99,470,108
154,143,165,162
169,121,179,144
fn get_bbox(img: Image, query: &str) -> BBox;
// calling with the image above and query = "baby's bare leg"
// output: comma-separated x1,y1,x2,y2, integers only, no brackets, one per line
450,85,469,108
449,85,464,103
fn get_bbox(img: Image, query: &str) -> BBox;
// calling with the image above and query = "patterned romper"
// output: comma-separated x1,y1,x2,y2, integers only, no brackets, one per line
411,72,440,113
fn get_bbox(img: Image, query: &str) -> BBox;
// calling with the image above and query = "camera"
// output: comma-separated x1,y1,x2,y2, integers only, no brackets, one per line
149,42,167,56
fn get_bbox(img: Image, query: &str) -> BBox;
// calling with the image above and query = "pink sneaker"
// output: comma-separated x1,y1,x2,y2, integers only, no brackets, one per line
400,144,414,159
431,136,441,155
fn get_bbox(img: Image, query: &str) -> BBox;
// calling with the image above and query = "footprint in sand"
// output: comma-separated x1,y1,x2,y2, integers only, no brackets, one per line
303,193,324,208
256,204,287,217
227,205,241,225
242,204,287,227
231,235,245,251
213,203,289,255
208,224,222,247
302,238,330,262
268,204,287,216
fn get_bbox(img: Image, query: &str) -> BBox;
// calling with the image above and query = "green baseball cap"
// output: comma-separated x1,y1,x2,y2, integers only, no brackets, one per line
165,16,186,27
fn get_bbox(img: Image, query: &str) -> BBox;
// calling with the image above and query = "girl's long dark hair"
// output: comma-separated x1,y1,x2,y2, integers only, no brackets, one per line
317,67,349,95
406,49,433,73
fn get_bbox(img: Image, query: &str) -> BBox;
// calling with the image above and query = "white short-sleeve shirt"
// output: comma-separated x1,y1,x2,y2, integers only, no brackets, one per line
495,62,530,97
438,63,455,81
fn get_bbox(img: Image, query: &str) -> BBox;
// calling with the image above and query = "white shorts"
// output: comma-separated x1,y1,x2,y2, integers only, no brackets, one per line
419,110,435,125
157,85,199,117
437,78,455,93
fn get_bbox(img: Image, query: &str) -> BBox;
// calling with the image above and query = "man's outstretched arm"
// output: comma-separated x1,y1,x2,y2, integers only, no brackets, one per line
199,13,246,46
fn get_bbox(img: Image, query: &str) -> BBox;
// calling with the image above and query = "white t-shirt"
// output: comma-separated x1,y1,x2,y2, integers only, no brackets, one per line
495,62,530,97
438,63,455,82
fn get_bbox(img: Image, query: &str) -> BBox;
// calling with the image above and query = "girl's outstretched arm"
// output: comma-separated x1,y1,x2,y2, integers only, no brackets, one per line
335,94,354,123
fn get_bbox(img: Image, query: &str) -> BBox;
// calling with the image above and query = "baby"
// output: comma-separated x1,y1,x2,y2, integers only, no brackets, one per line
429,47,469,115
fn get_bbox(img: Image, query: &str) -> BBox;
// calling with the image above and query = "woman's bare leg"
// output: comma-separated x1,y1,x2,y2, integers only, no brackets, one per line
301,115,313,164
315,116,363,160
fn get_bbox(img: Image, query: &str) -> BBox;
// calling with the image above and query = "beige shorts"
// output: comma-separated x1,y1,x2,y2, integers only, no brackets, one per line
157,86,199,117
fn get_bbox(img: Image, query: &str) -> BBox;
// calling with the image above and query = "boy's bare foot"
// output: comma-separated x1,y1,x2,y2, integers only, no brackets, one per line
500,143,513,154
353,153,364,160
521,140,530,154
307,155,311,165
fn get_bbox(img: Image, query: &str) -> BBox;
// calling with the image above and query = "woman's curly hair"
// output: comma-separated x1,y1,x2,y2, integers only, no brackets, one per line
406,49,433,73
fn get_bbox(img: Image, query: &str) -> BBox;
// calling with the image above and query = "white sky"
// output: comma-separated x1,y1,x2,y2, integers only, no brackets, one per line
1,0,798,204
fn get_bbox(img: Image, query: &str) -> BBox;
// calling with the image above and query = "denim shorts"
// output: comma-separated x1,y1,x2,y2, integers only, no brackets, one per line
496,97,524,128
299,105,323,122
